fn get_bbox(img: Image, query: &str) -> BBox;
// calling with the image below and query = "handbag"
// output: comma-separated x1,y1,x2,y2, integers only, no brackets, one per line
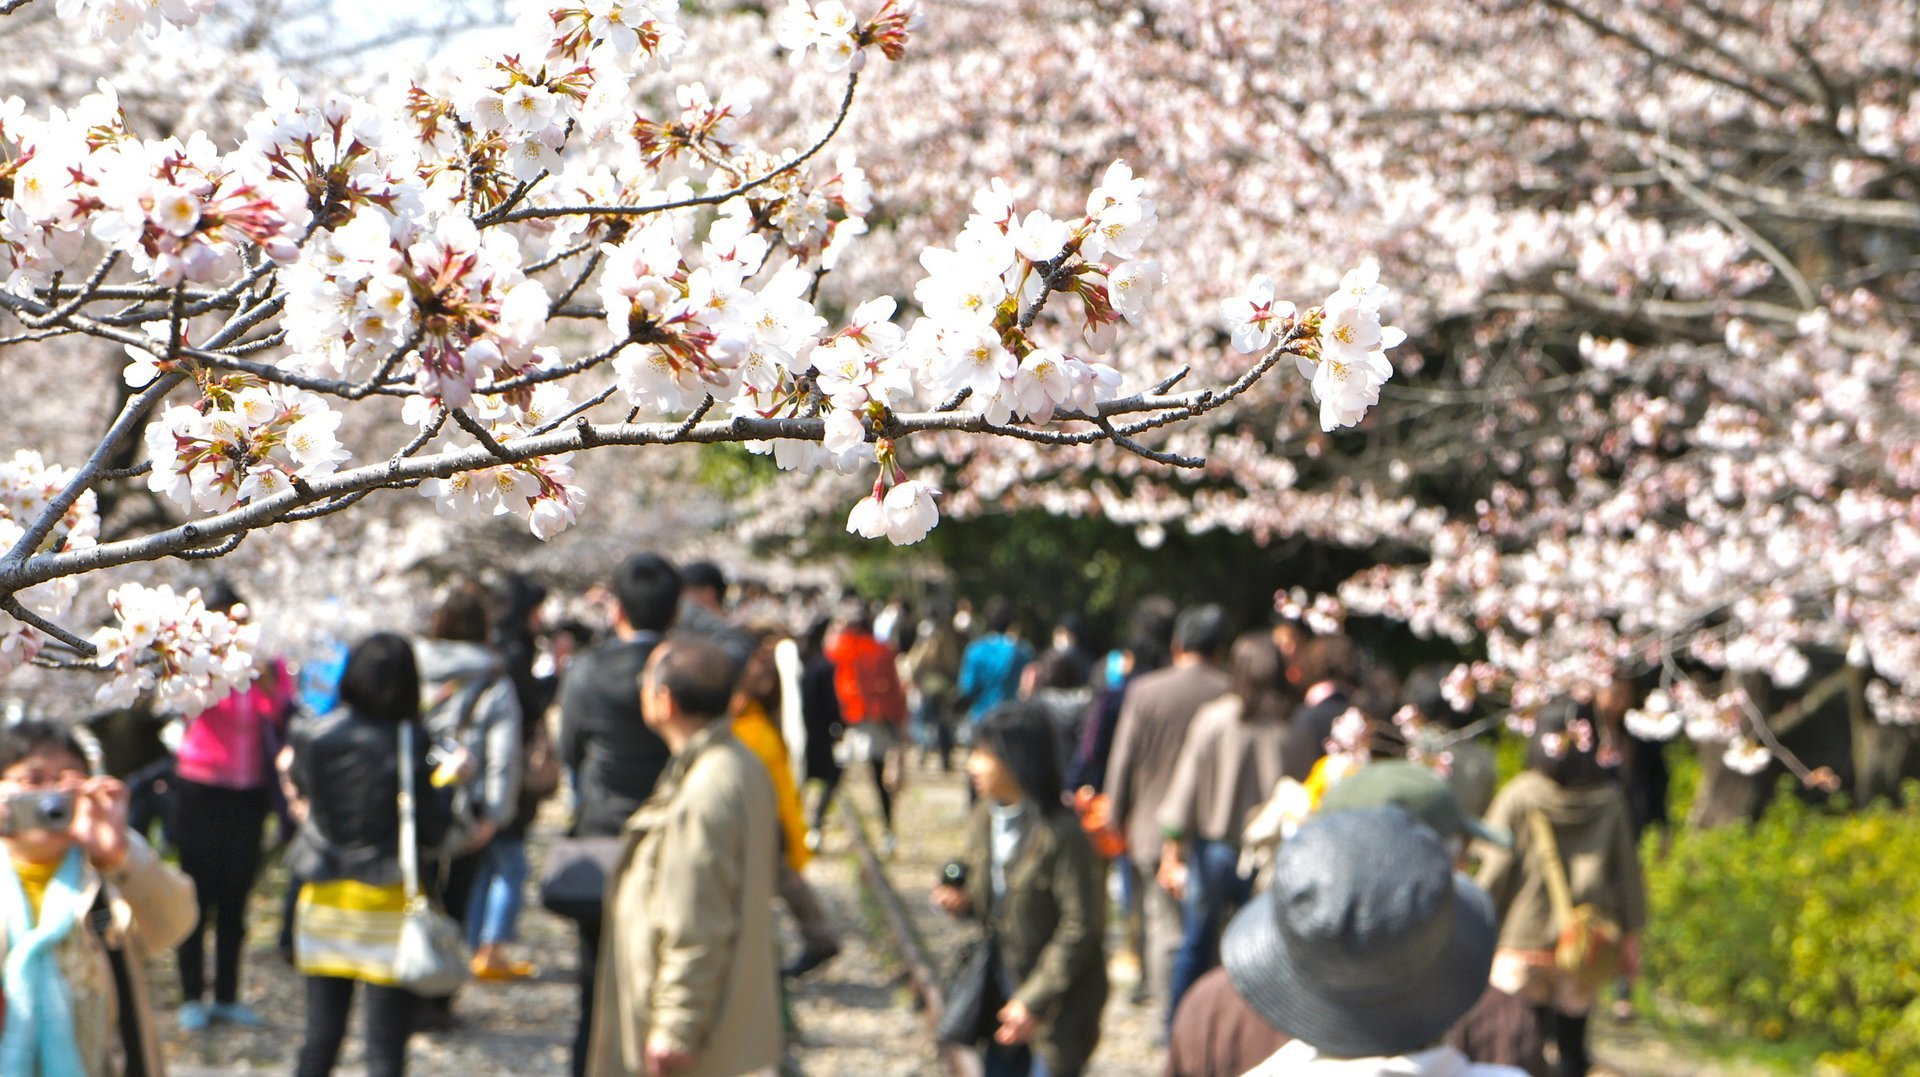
935,932,1015,1046
521,714,562,801
538,835,627,923
391,722,470,996
1527,810,1624,990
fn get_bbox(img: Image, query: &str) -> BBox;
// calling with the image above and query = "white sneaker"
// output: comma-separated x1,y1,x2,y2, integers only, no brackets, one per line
805,829,823,853
880,831,897,859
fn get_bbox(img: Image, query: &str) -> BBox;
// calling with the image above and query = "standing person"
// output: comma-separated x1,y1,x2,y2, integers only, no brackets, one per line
819,604,910,855
171,582,294,1031
1155,632,1292,1023
288,634,453,1077
0,720,197,1076
1221,808,1525,1076
413,581,523,1029
957,599,1033,735
557,554,681,1076
931,702,1109,1077
589,638,781,1077
902,607,964,771
1475,699,1647,1077
676,561,755,671
470,573,555,982
1104,603,1230,1022
798,617,843,853
731,631,841,979
1280,634,1360,782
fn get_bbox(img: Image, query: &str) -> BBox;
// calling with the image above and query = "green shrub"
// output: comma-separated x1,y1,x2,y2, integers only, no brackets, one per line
1644,778,1920,1075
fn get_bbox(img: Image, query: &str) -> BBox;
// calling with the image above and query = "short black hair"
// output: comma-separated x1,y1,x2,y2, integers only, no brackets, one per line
1528,697,1611,789
1173,603,1228,659
339,632,421,724
984,597,1016,635
681,561,727,601
1127,596,1178,673
647,638,739,721
0,720,89,775
200,578,244,615
976,702,1068,816
614,554,682,633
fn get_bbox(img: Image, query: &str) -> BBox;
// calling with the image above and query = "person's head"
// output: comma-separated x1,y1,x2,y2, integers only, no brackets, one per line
1172,603,1228,662
642,638,740,742
1269,611,1306,659
1318,760,1510,862
339,632,423,724
490,573,548,640
201,577,244,617
1027,649,1085,693
428,579,490,642
1402,665,1473,731
1052,612,1086,652
1528,697,1611,788
681,560,728,611
837,600,875,638
1126,596,1178,674
802,615,833,657
0,720,93,863
1292,633,1359,689
1229,631,1294,724
983,596,1016,636
732,630,783,715
969,702,1067,815
612,553,682,634
1222,806,1497,1059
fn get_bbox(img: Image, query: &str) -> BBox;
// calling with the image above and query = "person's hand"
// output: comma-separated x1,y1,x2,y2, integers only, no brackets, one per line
643,1036,693,1077
71,776,130,872
1620,932,1641,980
463,816,499,854
995,999,1036,1045
931,883,971,916
1157,848,1187,901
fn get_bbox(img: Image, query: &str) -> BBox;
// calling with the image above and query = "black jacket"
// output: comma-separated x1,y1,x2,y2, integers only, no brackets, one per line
800,653,843,781
557,633,672,837
286,707,453,886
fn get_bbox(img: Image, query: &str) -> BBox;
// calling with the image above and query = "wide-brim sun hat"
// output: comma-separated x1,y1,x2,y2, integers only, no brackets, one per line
1222,805,1498,1059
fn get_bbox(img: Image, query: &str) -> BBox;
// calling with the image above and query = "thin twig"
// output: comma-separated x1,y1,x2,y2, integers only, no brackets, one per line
0,595,97,656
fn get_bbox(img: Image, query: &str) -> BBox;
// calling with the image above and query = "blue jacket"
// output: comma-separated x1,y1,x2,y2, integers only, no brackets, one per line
957,634,1033,722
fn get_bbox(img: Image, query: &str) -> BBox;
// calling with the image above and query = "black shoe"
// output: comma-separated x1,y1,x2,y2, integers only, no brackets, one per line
413,1004,462,1034
782,944,842,980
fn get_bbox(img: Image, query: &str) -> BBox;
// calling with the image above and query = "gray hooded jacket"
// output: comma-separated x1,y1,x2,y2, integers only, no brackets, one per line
415,638,524,826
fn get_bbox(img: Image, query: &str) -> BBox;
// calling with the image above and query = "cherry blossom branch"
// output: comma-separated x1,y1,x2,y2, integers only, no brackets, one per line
0,595,95,656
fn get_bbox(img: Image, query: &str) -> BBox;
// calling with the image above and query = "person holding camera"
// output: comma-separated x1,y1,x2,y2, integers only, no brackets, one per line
0,720,198,1076
931,702,1108,1077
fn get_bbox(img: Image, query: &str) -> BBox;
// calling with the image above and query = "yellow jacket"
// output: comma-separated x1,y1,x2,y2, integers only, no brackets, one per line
733,701,811,873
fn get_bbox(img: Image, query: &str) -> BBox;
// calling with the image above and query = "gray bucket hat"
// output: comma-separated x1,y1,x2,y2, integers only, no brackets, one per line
1222,805,1498,1058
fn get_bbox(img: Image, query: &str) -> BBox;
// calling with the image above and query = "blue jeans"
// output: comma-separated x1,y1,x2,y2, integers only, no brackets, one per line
1168,839,1251,1027
465,837,529,948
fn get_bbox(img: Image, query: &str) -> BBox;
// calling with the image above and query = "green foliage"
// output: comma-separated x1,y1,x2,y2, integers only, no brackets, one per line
1644,779,1920,1074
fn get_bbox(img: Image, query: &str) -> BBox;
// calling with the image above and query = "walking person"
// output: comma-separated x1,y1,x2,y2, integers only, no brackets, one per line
1155,631,1292,1024
556,554,681,1076
931,702,1109,1077
287,633,454,1077
588,638,782,1077
902,606,964,771
1105,603,1230,1021
957,599,1032,736
413,581,523,1029
797,617,843,853
817,604,910,854
1475,699,1647,1077
171,582,294,1031
0,720,198,1076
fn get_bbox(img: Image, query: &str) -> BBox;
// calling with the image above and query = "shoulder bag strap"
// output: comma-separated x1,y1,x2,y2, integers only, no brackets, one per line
1527,808,1574,930
398,722,422,907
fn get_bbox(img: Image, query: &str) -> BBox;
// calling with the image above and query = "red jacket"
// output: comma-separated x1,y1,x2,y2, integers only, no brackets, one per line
826,630,908,726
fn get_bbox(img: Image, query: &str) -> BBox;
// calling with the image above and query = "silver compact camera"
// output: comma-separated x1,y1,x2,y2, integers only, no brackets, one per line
0,790,76,835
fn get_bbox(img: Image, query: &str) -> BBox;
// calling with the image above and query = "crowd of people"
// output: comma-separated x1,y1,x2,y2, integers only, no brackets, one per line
0,554,1660,1077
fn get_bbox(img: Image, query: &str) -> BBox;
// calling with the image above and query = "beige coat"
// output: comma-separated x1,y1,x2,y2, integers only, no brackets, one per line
0,834,198,1077
589,723,782,1077
1475,770,1648,951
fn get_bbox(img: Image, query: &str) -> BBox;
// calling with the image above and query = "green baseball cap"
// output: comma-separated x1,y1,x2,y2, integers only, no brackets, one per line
1319,760,1511,848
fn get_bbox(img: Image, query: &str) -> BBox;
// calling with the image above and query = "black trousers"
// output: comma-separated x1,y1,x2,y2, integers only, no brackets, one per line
295,975,417,1077
572,915,602,1077
173,779,270,1004
811,760,893,831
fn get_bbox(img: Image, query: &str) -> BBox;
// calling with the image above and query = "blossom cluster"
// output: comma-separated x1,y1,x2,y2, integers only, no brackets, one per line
89,582,258,714
0,451,96,675
141,374,349,511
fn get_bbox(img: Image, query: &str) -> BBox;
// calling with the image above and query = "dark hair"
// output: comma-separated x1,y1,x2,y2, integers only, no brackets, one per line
1229,631,1294,725
1173,603,1228,660
1127,596,1178,673
338,632,422,724
975,702,1068,816
1403,666,1472,731
200,578,243,614
490,573,547,643
648,638,739,721
1294,634,1359,688
613,554,682,633
1527,697,1610,788
0,720,90,775
428,580,490,642
732,631,782,715
983,597,1016,635
802,616,833,658
1028,649,1084,692
682,561,728,601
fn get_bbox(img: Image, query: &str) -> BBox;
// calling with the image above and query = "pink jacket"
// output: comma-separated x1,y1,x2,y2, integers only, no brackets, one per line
175,659,292,789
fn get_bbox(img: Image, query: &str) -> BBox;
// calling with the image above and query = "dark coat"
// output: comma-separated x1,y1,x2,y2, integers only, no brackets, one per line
800,653,844,783
557,633,672,837
285,707,453,886
959,805,1109,1074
